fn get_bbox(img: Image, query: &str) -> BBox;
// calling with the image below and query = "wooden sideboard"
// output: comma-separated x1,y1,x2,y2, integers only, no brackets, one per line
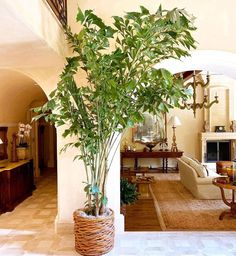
0,159,35,213
121,150,183,173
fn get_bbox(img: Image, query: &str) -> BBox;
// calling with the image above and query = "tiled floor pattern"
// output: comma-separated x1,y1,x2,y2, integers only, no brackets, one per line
0,171,236,255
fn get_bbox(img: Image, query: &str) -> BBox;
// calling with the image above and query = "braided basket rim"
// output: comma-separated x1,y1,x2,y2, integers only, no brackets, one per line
73,208,115,256
73,208,114,221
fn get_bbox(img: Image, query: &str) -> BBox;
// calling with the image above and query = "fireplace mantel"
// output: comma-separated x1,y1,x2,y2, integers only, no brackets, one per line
201,132,236,141
200,132,236,162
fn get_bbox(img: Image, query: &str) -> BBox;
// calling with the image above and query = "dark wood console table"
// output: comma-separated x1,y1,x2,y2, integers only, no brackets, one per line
121,150,183,173
0,159,34,214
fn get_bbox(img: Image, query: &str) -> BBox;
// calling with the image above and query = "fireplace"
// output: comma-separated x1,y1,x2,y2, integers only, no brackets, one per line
206,141,231,162
200,132,236,163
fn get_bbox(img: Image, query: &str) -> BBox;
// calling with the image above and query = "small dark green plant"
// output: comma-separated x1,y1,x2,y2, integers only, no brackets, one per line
120,178,139,206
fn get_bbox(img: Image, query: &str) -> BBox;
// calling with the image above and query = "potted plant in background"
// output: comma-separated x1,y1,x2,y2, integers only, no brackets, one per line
120,177,139,215
33,5,196,256
16,123,32,160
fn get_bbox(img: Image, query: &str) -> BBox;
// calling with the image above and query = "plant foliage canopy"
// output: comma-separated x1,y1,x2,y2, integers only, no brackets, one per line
33,6,196,216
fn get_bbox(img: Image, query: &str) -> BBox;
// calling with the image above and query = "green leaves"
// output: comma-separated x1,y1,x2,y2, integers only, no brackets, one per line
76,8,84,23
77,8,106,29
101,196,108,206
33,6,196,216
120,178,139,205
140,6,150,15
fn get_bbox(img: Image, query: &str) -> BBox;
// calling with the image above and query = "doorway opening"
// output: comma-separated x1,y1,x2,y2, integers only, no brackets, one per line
38,118,57,175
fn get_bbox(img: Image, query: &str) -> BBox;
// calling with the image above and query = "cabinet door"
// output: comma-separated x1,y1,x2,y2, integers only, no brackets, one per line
0,161,35,213
0,172,7,212
9,167,21,205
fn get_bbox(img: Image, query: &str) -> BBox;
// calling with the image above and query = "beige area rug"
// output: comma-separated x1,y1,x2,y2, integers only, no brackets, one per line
150,173,236,231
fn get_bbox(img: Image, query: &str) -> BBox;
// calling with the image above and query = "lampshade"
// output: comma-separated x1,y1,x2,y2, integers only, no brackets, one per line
168,116,182,128
0,138,3,144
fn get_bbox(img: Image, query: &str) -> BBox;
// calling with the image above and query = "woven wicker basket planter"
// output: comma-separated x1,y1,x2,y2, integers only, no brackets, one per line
73,209,115,256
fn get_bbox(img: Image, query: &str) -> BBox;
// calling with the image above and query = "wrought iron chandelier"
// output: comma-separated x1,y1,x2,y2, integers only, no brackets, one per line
179,71,219,117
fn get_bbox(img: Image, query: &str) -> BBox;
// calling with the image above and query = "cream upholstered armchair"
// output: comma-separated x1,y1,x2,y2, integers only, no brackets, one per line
177,156,231,199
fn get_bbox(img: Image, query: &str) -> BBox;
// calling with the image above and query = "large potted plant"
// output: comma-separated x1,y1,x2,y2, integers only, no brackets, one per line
34,5,196,255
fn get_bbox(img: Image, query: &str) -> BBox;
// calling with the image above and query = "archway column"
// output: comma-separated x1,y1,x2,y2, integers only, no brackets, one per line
55,128,124,234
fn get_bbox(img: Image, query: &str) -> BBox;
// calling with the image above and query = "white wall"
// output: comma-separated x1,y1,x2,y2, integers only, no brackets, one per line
56,127,86,223
2,0,68,58
77,0,236,52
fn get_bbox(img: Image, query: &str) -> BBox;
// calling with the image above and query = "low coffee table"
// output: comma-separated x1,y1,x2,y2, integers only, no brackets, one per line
212,178,236,220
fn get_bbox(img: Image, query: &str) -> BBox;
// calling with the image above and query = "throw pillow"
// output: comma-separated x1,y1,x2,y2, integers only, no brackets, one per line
181,155,192,165
191,157,201,164
188,159,208,178
192,158,209,176
181,155,208,177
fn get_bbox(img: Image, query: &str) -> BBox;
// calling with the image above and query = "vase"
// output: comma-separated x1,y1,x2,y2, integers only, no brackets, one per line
17,147,27,160
73,208,114,256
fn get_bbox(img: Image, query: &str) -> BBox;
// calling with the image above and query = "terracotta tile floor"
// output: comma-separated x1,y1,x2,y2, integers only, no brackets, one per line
1,171,236,255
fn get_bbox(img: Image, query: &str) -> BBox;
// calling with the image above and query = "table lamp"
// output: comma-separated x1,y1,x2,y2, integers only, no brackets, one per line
168,116,181,152
0,138,3,144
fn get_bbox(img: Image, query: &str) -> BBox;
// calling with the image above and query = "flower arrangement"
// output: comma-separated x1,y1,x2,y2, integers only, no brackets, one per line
17,123,32,147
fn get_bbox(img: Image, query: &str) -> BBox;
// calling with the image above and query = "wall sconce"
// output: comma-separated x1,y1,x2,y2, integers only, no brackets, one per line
180,71,219,117
0,138,3,145
168,116,181,152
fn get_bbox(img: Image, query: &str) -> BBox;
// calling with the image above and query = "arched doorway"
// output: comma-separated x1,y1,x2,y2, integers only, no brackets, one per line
0,68,57,178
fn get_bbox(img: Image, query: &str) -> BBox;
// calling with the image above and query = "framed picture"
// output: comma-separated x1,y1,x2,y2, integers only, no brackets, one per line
132,112,167,144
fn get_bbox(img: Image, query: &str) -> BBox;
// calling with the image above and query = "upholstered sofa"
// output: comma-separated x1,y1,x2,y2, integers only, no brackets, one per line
177,156,231,199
